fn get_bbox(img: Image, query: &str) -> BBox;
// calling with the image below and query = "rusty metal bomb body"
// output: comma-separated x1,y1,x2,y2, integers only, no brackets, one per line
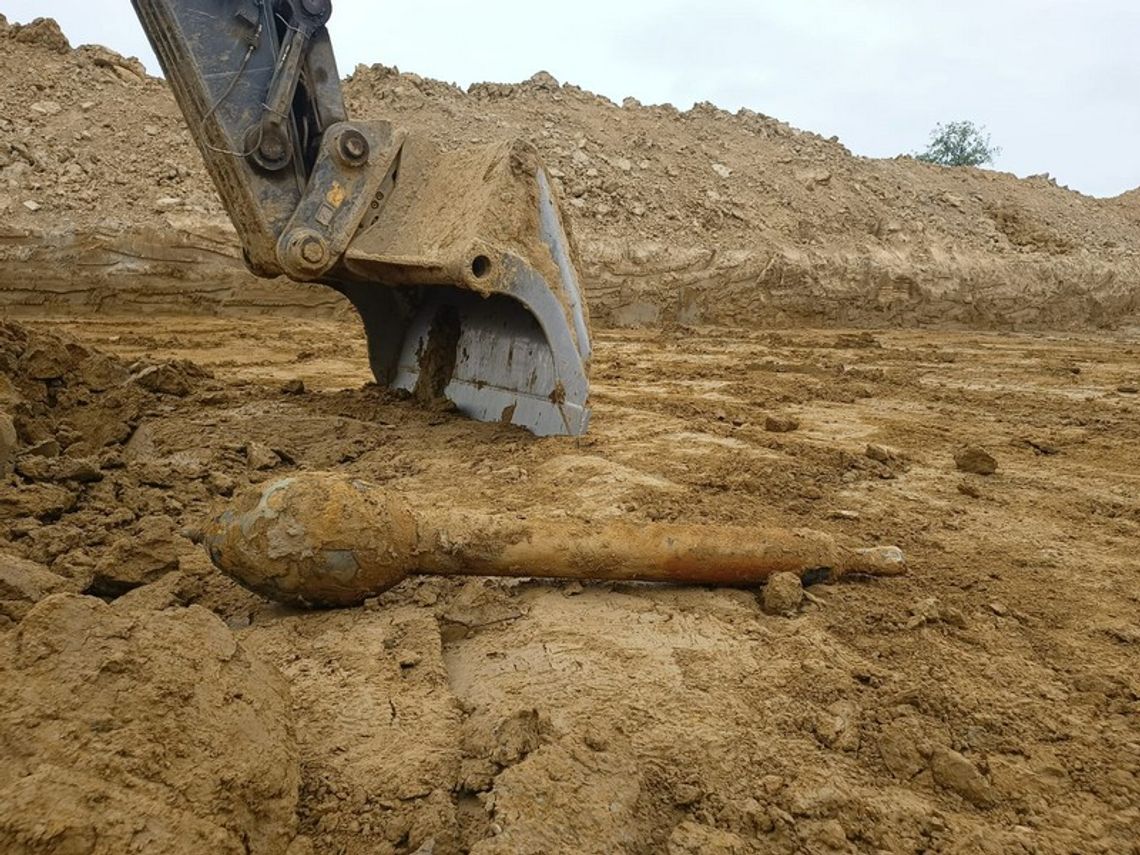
206,474,907,608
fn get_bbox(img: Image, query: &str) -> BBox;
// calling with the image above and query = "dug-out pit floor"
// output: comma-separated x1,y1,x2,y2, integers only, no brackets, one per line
17,314,1140,854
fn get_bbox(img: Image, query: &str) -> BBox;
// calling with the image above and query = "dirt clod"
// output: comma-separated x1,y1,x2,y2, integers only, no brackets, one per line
133,362,194,397
0,553,72,621
89,514,180,596
0,412,16,474
765,414,801,433
929,747,997,808
955,446,999,475
762,571,805,615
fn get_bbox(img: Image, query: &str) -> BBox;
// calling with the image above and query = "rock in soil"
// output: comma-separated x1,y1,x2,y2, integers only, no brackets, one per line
0,412,16,474
763,571,805,616
865,443,894,463
88,514,180,596
0,553,72,622
929,746,997,807
955,446,998,476
765,415,801,433
132,362,194,397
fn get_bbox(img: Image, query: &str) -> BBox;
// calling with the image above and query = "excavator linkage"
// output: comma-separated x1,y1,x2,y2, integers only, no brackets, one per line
131,0,591,436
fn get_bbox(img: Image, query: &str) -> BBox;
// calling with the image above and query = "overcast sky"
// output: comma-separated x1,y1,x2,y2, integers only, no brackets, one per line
6,0,1137,197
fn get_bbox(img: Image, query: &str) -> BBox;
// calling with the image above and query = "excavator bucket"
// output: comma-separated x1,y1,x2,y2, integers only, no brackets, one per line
335,136,592,437
130,0,591,435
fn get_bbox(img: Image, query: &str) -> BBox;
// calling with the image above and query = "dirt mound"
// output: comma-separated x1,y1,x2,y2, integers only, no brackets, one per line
1112,188,1140,223
347,66,1134,258
1,19,1139,328
0,23,217,224
1,15,70,54
0,320,217,598
0,594,300,854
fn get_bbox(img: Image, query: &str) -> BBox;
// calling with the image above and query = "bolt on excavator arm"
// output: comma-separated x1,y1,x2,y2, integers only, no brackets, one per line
130,0,592,436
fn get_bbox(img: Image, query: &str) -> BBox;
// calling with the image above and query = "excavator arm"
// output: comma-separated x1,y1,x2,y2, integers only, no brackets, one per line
130,0,592,436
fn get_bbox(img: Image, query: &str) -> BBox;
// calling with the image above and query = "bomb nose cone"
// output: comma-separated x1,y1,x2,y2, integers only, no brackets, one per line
204,474,419,607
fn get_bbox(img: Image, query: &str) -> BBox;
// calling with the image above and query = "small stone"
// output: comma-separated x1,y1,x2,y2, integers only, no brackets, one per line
866,444,894,463
0,412,17,475
30,100,62,116
281,379,306,395
19,340,72,380
0,553,71,621
930,747,996,807
1118,384,1139,395
154,196,182,210
133,363,192,397
398,651,422,669
763,572,804,616
245,442,281,471
765,415,800,434
711,162,732,179
22,200,42,212
14,456,103,484
955,446,998,476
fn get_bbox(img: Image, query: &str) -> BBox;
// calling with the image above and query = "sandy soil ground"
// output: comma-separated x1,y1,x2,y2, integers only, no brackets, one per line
4,312,1137,854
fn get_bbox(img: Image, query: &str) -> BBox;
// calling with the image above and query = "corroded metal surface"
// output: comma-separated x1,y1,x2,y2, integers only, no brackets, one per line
206,474,906,608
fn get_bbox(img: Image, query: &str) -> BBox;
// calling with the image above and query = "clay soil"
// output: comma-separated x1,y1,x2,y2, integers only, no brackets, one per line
3,313,1138,854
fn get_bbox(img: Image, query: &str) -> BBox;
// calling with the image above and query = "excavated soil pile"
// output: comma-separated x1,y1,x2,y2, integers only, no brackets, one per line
1,15,1138,327
2,315,1139,854
0,15,339,317
346,67,1140,328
